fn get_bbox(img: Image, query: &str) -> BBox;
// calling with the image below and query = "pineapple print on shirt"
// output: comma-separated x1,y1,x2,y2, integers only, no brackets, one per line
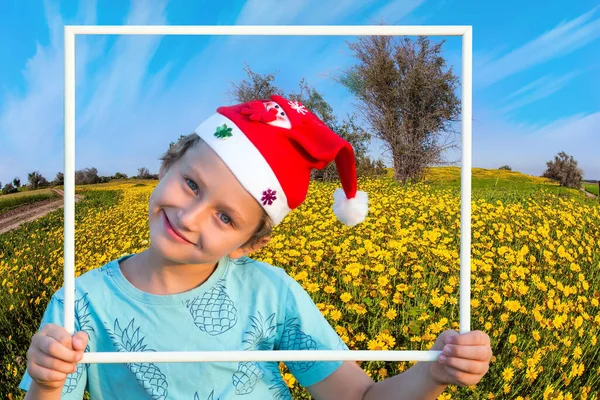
105,318,169,400
232,312,277,395
194,390,219,400
280,317,318,374
185,279,237,336
230,256,254,266
98,263,114,277
263,362,293,400
57,292,94,395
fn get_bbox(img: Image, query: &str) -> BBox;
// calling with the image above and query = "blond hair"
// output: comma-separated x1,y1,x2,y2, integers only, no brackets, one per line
158,133,273,250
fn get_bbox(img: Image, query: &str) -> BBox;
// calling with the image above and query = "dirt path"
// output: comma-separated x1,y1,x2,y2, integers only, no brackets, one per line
0,189,84,235
582,187,598,199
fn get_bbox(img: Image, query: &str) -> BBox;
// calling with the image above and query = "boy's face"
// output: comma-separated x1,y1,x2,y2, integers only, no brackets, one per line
148,141,267,266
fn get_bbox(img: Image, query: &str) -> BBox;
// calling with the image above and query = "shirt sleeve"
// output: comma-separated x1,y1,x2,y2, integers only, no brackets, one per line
277,274,349,388
19,291,88,399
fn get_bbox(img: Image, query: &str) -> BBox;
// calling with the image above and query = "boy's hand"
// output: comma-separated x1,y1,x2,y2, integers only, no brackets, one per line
428,330,492,387
26,323,88,392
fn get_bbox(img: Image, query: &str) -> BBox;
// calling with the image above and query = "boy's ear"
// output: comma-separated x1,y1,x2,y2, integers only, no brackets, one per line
229,235,271,260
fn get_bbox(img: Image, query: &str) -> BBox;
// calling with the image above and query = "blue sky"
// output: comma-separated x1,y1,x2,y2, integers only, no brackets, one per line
1,0,599,187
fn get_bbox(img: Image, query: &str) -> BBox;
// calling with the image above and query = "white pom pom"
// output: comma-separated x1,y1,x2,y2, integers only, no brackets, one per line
332,188,369,227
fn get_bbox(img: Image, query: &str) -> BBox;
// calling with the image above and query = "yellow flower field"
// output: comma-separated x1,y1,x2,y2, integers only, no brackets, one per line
1,171,599,399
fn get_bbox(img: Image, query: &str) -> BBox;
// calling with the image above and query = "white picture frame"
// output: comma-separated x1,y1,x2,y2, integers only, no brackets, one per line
63,25,472,364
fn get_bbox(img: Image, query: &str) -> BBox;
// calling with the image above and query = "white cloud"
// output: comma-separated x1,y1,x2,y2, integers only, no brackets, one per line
471,108,600,179
0,0,171,184
0,0,98,184
475,6,600,88
495,71,580,115
234,0,385,25
366,0,427,25
76,0,168,139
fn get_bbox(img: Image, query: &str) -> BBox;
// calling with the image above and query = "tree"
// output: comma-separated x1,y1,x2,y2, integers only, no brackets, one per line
27,171,49,190
2,182,18,195
542,151,583,189
228,66,384,180
113,172,128,179
75,167,100,185
498,165,512,171
137,167,152,179
228,62,284,103
54,172,64,186
12,177,21,187
338,35,461,184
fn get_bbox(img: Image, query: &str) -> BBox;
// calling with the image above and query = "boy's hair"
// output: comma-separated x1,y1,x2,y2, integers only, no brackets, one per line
159,133,273,250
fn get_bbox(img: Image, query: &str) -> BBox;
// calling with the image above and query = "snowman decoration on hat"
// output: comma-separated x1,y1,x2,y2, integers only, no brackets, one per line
194,95,369,227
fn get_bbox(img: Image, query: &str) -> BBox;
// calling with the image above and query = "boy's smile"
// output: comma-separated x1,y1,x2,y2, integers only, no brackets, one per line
161,209,196,246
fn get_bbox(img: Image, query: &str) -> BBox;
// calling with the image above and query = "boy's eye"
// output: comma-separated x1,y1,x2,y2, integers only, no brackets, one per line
219,213,231,225
186,179,198,192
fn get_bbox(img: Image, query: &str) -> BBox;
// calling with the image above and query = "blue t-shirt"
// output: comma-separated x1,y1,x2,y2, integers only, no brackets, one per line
19,253,348,399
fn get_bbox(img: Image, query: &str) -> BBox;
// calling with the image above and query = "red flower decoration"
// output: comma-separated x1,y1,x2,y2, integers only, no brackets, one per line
241,100,278,123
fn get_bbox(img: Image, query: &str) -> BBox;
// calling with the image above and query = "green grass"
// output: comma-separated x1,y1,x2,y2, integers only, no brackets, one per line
415,166,598,207
0,189,61,214
584,182,599,196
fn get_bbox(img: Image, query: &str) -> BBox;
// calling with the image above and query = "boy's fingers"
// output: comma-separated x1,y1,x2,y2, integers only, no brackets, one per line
43,324,75,350
449,330,490,346
31,351,79,375
440,355,489,376
72,331,89,350
39,335,79,363
444,344,492,362
28,361,70,383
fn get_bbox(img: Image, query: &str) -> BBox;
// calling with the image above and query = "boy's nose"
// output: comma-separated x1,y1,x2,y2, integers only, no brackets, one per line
178,201,211,231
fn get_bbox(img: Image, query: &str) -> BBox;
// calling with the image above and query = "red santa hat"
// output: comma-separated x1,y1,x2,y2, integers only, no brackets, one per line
193,94,369,226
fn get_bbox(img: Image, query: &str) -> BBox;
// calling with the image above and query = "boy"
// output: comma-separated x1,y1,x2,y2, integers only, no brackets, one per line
21,95,492,399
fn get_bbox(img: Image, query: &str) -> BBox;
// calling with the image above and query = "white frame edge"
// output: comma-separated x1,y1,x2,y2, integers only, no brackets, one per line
63,25,472,364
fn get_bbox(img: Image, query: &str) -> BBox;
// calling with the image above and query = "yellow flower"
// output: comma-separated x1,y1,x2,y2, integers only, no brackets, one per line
330,310,342,321
354,333,367,342
283,373,296,388
504,300,521,312
508,334,517,344
570,362,585,377
340,292,352,303
502,367,514,382
430,297,444,308
367,339,386,350
385,309,397,320
396,284,409,292
324,285,336,294
573,345,582,360
306,282,320,293
378,276,389,286
295,271,308,281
